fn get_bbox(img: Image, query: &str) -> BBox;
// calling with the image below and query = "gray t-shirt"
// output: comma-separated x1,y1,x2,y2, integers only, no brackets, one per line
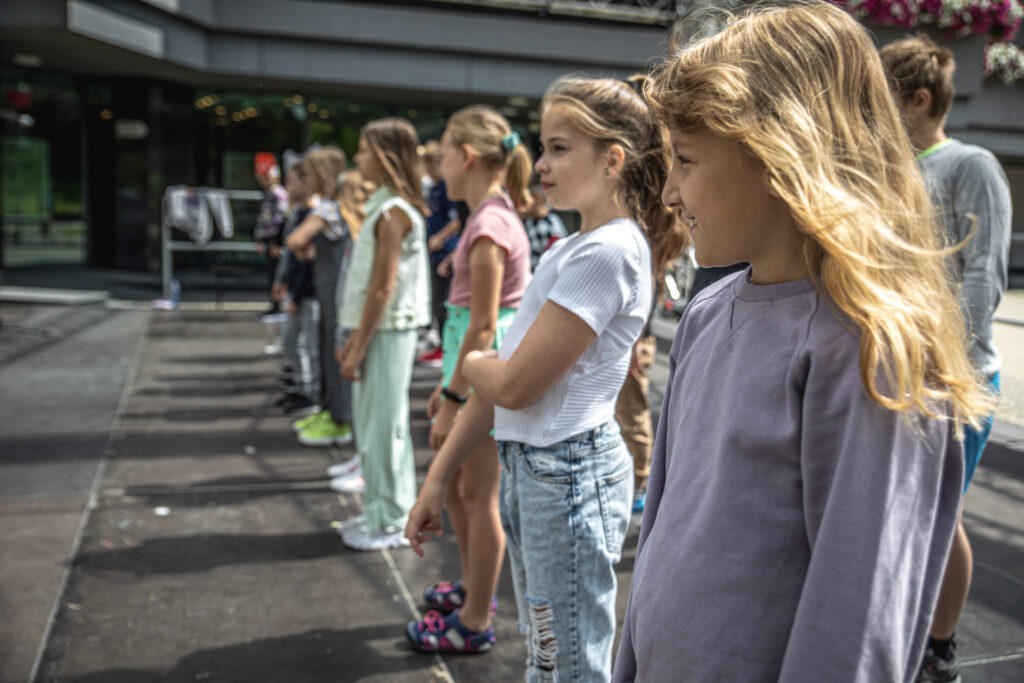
918,138,1012,378
614,271,963,683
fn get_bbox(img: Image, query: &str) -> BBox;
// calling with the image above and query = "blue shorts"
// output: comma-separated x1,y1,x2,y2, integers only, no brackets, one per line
963,371,1000,494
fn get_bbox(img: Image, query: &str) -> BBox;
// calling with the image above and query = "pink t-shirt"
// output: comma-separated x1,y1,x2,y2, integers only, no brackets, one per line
448,194,531,308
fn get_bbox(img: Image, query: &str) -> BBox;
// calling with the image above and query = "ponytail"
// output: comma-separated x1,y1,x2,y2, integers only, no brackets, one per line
446,105,533,211
505,142,533,212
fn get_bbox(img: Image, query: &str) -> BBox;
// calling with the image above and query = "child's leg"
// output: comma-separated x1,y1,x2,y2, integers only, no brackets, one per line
454,437,504,632
281,305,300,379
357,330,418,533
445,469,471,582
298,299,320,398
504,424,633,683
614,334,655,491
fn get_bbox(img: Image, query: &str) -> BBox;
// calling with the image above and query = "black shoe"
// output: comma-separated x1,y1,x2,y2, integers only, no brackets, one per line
917,638,961,683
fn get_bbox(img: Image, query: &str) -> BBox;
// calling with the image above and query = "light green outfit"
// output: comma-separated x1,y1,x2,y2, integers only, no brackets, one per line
354,329,419,533
340,186,430,534
441,302,518,387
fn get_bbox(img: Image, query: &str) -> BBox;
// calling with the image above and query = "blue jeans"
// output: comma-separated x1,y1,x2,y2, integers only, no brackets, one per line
963,371,1000,493
498,421,633,683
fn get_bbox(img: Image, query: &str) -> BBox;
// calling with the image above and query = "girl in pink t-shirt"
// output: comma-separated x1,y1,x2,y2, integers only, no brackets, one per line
406,105,532,653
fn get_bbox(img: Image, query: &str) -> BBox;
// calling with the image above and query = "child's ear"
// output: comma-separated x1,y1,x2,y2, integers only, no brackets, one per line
461,144,475,169
605,144,626,177
912,87,933,117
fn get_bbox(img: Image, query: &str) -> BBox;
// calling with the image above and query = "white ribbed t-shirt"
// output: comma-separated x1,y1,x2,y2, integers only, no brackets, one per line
493,217,652,447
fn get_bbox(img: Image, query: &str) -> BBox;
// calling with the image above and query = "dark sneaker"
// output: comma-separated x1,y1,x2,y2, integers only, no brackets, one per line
406,609,494,653
424,580,497,616
917,639,961,683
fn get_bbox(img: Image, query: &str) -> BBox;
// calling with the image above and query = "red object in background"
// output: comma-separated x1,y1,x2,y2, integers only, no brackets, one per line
3,88,32,111
254,151,278,176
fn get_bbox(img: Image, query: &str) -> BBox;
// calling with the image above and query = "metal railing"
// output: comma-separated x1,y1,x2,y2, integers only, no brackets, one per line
161,189,263,300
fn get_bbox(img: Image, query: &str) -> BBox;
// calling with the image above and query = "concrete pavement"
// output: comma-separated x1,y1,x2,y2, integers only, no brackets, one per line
1,291,1022,682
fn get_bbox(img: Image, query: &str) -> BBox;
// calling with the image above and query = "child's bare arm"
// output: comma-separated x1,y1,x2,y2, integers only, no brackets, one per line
284,214,326,252
463,301,596,410
339,210,410,380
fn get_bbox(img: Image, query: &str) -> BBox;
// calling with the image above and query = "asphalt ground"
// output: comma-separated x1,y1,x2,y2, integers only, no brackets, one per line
1,296,1022,682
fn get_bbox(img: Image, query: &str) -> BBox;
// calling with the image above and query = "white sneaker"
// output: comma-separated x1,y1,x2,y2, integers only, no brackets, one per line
336,513,368,539
326,455,361,479
341,524,409,551
329,473,365,494
338,512,366,530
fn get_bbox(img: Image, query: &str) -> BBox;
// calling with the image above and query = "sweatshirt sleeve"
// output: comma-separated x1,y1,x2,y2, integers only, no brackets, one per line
776,321,964,682
953,151,1012,350
612,330,678,682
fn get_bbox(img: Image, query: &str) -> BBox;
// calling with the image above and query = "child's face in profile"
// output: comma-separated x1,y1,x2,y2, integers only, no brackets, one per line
354,135,385,186
284,169,307,203
662,128,785,272
535,105,607,214
438,130,467,201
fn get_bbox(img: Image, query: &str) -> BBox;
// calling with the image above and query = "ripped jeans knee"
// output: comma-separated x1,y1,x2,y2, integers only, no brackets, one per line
525,597,558,682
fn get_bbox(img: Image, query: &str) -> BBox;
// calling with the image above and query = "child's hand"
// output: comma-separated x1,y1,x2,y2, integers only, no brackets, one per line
405,481,445,557
338,336,364,381
429,400,457,450
340,348,364,381
427,382,442,420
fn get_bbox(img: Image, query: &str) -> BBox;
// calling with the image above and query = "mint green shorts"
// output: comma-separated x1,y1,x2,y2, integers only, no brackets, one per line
441,303,517,388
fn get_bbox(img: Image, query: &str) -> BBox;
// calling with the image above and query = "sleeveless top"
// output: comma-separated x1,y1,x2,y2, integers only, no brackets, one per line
339,186,431,331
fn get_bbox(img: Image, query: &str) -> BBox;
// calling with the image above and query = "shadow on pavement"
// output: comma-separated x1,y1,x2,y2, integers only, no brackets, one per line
58,625,439,683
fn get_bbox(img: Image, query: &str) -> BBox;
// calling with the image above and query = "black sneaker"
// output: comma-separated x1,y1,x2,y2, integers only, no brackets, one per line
917,638,961,683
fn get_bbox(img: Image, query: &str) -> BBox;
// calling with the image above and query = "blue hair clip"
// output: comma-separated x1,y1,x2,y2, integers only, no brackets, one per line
501,131,521,152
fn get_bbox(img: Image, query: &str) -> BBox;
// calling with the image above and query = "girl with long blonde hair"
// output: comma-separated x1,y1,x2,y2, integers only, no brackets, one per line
614,2,992,681
336,118,432,551
406,77,685,681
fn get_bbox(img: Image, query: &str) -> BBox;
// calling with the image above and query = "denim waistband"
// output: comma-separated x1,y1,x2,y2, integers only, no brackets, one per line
500,420,621,455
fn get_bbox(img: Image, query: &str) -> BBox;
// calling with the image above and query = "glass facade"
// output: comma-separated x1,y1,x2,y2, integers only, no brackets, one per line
0,67,537,275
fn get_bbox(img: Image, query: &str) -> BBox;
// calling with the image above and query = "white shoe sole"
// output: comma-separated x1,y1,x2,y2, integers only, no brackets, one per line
326,456,361,478
329,475,365,493
341,527,409,551
298,433,353,447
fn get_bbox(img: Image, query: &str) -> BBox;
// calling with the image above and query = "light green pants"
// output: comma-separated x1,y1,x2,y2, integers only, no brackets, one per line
353,329,418,534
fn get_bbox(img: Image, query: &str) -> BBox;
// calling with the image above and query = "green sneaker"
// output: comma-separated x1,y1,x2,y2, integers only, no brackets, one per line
293,409,329,434
298,418,354,447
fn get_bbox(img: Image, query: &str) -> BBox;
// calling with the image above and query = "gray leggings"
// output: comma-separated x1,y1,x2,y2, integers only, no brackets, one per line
314,237,352,424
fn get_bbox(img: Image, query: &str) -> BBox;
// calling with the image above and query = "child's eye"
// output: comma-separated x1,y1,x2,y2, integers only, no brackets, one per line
676,155,692,165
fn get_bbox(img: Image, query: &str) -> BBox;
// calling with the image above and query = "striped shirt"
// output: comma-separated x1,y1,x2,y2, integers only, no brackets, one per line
494,218,651,447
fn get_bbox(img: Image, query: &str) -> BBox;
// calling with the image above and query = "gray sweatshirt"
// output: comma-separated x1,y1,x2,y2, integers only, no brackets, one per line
613,271,963,683
918,139,1012,378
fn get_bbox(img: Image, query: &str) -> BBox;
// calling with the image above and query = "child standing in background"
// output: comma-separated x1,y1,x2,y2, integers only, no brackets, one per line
337,118,431,551
405,105,533,653
614,3,991,681
285,147,355,449
406,77,686,682
278,158,319,412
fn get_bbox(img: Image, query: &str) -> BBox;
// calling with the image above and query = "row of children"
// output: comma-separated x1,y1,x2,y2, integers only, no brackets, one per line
262,2,1009,680
396,3,1006,683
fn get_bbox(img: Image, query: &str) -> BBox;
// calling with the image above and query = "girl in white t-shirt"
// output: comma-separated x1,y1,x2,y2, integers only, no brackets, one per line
405,78,686,682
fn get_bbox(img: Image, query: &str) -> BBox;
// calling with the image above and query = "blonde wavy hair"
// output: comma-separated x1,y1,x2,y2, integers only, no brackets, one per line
445,105,534,212
336,170,375,241
646,0,991,431
542,77,688,271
